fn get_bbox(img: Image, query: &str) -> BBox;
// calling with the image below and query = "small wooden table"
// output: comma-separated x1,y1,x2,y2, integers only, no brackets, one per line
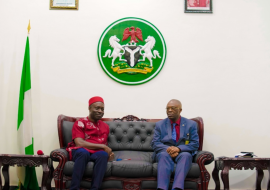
212,157,270,190
0,154,53,190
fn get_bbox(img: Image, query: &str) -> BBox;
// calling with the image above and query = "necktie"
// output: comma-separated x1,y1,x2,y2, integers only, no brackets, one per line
172,123,177,143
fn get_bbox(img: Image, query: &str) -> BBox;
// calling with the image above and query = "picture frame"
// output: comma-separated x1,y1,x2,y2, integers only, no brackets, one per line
185,0,212,13
50,0,78,10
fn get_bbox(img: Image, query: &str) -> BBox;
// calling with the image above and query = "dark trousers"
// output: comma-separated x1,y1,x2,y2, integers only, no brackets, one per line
70,148,108,190
156,151,192,190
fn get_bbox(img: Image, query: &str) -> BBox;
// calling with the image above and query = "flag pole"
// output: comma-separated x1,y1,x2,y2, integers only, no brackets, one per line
19,181,22,190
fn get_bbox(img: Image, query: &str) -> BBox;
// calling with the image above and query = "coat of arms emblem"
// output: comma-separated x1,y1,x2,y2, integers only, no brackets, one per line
97,17,167,85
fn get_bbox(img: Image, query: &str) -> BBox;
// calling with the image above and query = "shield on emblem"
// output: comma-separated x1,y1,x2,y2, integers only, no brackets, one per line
124,46,141,68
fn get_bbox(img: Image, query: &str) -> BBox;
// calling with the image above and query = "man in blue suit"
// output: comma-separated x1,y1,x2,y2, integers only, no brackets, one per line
151,99,199,190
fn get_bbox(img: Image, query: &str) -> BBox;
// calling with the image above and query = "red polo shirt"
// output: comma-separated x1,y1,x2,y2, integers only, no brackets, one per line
66,116,109,160
170,117,181,142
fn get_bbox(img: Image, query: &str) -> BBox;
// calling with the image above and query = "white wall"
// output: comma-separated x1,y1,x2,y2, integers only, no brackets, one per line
1,0,270,189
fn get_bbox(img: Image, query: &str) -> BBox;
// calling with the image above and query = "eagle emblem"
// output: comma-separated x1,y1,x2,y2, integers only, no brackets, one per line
122,27,143,43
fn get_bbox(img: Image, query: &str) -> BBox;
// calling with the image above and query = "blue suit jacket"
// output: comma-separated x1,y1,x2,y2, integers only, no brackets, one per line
151,117,199,161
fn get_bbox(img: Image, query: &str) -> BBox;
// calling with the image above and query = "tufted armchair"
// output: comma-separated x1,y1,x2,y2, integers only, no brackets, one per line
50,115,214,190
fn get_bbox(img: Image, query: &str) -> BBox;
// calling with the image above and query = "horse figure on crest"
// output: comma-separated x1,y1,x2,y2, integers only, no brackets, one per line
138,36,161,67
103,36,126,66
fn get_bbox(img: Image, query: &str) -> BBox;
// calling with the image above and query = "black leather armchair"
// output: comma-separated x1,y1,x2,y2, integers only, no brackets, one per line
50,115,214,190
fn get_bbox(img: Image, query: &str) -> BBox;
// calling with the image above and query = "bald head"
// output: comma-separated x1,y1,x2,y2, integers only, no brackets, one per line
166,99,182,122
168,99,182,108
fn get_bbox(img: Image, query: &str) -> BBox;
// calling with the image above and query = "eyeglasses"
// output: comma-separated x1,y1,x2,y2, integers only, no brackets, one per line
166,107,179,111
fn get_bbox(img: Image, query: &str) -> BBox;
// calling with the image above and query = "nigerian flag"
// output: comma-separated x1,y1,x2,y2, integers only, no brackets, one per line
17,27,39,190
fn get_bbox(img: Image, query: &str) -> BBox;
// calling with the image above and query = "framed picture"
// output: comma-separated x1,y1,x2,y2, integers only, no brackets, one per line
185,0,212,13
50,0,78,10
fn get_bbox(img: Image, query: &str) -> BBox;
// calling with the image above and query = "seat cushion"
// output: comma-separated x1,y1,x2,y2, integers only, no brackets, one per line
63,161,112,177
112,160,153,177
114,150,153,163
152,163,200,178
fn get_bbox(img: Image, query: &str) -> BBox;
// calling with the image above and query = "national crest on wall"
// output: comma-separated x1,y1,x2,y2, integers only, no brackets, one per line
97,17,167,85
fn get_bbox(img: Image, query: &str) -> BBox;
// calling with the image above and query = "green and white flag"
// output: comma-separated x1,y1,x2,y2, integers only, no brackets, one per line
17,24,39,190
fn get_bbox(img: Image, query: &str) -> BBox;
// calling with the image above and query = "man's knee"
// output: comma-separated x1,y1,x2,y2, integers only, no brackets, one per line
157,151,171,161
95,150,109,159
175,152,192,162
73,148,90,161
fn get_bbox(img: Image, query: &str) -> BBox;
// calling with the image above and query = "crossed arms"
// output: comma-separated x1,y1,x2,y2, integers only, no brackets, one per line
74,138,115,161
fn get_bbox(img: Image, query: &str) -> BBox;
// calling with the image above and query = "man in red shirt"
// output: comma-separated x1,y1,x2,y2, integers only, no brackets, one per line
66,96,114,190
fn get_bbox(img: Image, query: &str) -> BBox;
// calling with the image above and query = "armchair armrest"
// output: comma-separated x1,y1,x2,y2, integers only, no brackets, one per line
50,148,69,188
193,150,214,190
193,150,214,165
50,148,69,162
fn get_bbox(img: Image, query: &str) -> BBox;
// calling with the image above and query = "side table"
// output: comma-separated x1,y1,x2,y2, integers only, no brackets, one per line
0,154,53,190
212,157,270,190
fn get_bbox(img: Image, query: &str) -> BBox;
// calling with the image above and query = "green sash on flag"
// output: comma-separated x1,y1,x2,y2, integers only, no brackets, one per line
17,35,39,190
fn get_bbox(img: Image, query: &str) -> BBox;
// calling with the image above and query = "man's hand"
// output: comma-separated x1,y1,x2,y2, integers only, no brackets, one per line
170,152,179,158
166,146,181,158
108,152,115,162
103,145,112,155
